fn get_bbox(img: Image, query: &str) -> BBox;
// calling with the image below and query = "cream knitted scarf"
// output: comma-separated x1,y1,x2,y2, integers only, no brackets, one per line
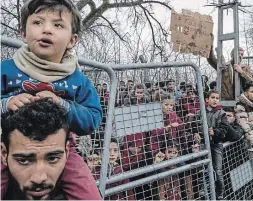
13,45,81,83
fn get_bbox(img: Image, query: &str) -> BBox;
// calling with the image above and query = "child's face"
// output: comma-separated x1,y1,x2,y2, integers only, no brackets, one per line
109,142,119,165
128,143,142,155
135,88,144,100
206,93,219,108
162,100,174,114
87,154,99,170
191,143,200,153
226,111,235,124
165,147,179,159
167,81,175,91
245,87,253,101
188,91,196,101
21,9,77,63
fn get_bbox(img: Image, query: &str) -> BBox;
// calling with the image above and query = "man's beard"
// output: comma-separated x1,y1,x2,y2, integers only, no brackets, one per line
8,170,63,200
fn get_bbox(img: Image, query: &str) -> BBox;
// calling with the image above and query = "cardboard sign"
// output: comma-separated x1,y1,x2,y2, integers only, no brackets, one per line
170,9,213,58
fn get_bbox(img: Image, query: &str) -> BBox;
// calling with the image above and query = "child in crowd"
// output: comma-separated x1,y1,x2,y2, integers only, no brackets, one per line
150,97,185,153
88,139,135,200
122,133,152,200
154,140,193,200
1,0,102,199
191,90,228,200
176,89,200,122
124,83,150,106
223,107,244,142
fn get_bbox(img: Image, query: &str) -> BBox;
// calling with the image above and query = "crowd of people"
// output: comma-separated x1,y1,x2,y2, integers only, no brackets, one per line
87,48,253,200
1,0,253,200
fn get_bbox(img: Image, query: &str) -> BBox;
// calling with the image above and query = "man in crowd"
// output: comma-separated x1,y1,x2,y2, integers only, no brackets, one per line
235,81,253,151
1,99,100,200
165,79,181,104
207,46,252,100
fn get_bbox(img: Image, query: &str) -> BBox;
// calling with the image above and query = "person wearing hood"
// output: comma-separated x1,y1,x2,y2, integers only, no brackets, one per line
191,90,229,200
122,133,152,200
235,81,253,151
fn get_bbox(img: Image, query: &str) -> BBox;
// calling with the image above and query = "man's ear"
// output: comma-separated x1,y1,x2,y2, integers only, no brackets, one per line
1,143,8,166
65,141,70,159
20,27,27,43
66,34,78,50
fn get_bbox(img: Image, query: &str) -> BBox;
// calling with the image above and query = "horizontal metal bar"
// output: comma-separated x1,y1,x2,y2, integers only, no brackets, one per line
223,136,244,148
106,150,209,185
221,100,236,107
105,159,211,196
1,35,24,48
220,33,235,41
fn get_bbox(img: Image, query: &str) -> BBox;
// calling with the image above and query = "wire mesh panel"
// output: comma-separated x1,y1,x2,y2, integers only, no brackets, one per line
104,162,212,200
82,63,216,199
223,138,253,200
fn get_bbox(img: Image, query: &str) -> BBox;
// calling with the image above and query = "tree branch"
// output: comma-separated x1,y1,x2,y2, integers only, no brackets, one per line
140,5,162,53
76,0,96,12
1,6,18,19
1,22,19,33
100,15,126,42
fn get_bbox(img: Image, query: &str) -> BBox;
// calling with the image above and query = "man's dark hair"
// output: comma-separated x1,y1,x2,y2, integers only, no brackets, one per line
1,99,69,152
134,83,145,91
179,82,186,90
206,90,219,99
167,79,175,84
167,139,180,150
110,138,118,144
209,81,217,90
120,81,125,85
244,81,253,91
145,82,151,89
103,83,107,86
21,0,82,36
223,107,234,113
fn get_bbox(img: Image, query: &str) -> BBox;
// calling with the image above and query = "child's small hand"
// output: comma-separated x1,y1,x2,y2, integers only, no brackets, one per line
7,93,38,111
208,127,214,136
154,151,165,163
171,122,179,128
36,91,60,104
187,113,195,117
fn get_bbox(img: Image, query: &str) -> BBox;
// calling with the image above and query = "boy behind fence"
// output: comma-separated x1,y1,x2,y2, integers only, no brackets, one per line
1,0,102,199
191,90,228,200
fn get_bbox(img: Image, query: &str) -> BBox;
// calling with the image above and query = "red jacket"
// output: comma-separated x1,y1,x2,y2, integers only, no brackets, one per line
150,112,184,152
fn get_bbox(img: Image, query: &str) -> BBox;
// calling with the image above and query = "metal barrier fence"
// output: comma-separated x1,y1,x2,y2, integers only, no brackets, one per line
2,36,253,200
83,62,217,200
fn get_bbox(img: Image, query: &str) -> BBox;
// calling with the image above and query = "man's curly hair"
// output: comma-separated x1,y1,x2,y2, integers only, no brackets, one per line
1,99,69,151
